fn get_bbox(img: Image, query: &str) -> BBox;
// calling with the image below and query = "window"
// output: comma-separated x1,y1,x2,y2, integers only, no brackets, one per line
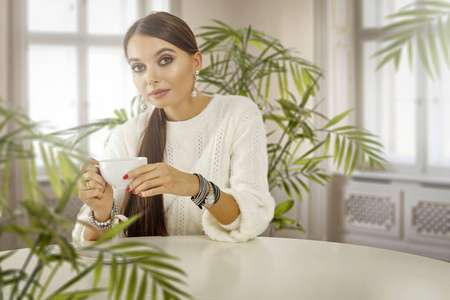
355,0,450,175
24,0,172,172
27,0,145,162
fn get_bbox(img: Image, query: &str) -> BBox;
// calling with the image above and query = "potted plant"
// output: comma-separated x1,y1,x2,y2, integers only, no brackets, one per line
0,98,192,299
196,21,386,234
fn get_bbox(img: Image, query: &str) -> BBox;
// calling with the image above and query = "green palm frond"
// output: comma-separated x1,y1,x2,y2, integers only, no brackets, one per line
271,200,305,234
50,94,142,148
1,98,191,300
321,110,387,176
266,86,385,234
197,21,322,109
327,125,386,176
2,201,192,300
0,98,88,206
372,1,450,79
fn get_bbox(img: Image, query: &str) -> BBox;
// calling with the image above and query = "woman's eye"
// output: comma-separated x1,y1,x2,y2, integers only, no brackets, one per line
160,57,173,65
132,65,144,72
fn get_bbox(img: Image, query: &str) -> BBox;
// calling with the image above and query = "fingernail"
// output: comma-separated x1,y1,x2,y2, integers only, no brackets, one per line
105,182,108,187
138,193,142,197
132,190,136,194
123,174,128,180
126,186,130,191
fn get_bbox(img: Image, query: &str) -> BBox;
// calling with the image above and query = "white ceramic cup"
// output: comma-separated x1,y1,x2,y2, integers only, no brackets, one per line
99,157,148,189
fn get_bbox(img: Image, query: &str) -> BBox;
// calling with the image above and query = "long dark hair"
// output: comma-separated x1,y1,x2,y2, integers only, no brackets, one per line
121,12,199,236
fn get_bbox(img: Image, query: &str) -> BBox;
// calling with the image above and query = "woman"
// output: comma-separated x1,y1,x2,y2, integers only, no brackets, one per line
72,12,275,243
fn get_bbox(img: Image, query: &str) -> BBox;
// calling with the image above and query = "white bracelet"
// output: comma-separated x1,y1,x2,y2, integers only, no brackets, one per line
204,181,215,208
203,180,221,208
87,200,118,230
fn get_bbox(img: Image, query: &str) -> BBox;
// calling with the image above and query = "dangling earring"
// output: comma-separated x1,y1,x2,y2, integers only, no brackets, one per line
140,96,148,111
191,70,199,97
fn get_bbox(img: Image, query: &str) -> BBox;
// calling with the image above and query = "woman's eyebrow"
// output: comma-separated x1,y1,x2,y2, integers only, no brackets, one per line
128,48,176,64
128,57,140,63
155,47,176,57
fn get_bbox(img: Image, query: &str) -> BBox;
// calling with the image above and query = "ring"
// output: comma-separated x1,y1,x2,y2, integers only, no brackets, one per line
85,181,91,190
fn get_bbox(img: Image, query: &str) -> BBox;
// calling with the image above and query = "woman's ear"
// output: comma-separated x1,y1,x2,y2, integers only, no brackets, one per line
193,51,203,71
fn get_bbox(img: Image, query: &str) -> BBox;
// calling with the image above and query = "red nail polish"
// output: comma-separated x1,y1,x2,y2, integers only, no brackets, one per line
126,186,130,191
138,193,142,197
123,174,128,179
132,190,136,194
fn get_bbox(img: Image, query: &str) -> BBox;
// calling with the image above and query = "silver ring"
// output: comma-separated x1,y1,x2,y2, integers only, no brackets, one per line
85,181,91,190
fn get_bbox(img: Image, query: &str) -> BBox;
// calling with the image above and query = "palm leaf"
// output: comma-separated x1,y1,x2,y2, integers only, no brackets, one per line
274,200,294,217
136,275,148,300
438,18,450,67
427,24,441,76
373,2,450,78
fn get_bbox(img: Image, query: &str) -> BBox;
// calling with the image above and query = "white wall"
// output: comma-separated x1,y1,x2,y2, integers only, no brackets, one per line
0,0,9,101
0,0,16,250
178,0,313,61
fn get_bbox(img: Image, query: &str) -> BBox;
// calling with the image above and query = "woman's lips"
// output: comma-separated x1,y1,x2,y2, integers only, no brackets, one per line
149,89,170,99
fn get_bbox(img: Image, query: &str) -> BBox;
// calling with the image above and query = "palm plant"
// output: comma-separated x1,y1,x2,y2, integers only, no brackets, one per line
196,21,386,234
372,0,450,79
0,98,192,299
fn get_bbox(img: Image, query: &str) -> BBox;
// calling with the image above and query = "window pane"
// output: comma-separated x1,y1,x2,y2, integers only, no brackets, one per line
428,66,450,167
87,0,139,35
28,0,77,33
28,45,78,132
87,47,137,158
362,41,417,165
362,0,411,28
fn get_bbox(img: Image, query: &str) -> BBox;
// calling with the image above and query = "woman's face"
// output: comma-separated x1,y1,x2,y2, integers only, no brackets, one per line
126,34,200,114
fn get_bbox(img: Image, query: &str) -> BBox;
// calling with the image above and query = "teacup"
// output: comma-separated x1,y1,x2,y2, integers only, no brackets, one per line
99,157,148,189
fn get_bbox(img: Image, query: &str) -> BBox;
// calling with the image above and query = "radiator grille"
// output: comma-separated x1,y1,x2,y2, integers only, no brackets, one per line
346,194,394,229
413,202,450,236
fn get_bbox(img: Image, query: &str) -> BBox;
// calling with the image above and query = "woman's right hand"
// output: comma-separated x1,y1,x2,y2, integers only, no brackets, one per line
78,158,113,222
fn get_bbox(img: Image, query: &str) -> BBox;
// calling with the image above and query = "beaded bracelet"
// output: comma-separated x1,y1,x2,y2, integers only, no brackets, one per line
88,200,118,230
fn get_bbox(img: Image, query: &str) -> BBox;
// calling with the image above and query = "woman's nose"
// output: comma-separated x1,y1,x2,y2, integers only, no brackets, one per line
145,68,160,85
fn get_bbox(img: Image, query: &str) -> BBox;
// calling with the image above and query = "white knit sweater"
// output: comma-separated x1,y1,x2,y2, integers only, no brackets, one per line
72,94,275,242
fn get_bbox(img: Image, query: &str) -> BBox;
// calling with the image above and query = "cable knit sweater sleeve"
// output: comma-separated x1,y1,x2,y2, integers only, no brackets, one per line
202,100,275,242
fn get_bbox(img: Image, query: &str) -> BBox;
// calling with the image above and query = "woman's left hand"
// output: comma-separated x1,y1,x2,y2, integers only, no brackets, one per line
125,162,199,198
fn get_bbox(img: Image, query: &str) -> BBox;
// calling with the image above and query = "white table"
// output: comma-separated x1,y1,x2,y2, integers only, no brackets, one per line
3,236,450,299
